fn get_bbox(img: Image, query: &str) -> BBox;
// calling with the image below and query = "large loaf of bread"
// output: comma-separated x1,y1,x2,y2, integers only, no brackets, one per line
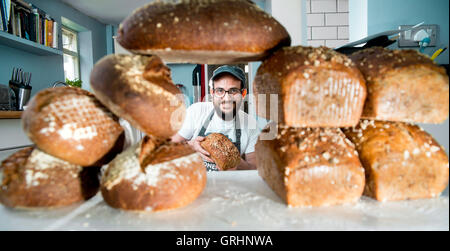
200,133,241,170
22,87,124,166
256,125,365,207
116,0,291,64
349,47,449,124
343,120,449,201
101,136,206,212
253,46,367,128
0,147,100,209
90,54,186,138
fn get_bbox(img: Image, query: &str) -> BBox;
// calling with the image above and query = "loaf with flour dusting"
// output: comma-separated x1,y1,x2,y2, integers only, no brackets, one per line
101,136,206,212
22,87,124,166
116,0,291,64
256,125,365,207
0,147,100,209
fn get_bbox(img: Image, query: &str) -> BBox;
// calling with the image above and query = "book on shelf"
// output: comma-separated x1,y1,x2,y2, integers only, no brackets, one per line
1,0,59,50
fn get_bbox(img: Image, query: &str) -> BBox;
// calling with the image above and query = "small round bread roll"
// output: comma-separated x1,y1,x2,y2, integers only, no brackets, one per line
254,46,367,128
22,87,124,166
0,147,100,209
349,47,449,124
90,54,186,138
116,0,291,64
101,136,206,212
200,133,241,170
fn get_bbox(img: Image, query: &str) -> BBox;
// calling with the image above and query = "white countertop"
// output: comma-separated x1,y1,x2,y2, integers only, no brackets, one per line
0,170,448,231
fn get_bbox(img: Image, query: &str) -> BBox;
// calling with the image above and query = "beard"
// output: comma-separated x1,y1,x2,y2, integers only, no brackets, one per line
213,100,240,121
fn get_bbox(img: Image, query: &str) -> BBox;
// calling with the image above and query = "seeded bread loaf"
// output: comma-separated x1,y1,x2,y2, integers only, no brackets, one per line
90,54,186,138
0,147,100,209
253,46,367,128
200,133,241,170
343,120,449,202
116,0,291,64
101,136,206,212
22,87,124,166
349,47,449,124
255,125,365,207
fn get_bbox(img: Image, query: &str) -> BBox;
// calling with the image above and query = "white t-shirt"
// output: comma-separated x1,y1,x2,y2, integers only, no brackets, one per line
178,102,260,155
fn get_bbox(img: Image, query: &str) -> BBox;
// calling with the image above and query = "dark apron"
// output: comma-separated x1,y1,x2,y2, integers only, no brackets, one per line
198,110,242,171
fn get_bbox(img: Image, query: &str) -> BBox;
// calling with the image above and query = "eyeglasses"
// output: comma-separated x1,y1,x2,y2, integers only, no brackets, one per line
213,88,243,98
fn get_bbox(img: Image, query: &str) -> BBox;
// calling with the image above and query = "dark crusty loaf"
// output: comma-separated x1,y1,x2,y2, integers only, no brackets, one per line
255,124,365,207
101,136,206,212
253,46,367,128
200,133,241,170
90,54,186,138
22,87,124,166
116,0,291,64
343,120,449,202
0,147,100,209
349,47,449,124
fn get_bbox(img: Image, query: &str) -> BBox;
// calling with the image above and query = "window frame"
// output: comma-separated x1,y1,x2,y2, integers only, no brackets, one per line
62,26,81,81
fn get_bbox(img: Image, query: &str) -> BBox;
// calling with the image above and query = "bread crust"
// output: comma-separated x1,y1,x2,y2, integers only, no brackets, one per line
117,0,291,63
90,54,186,138
101,136,206,211
254,46,367,127
22,87,124,166
200,133,241,170
0,147,100,209
256,125,365,207
349,47,449,124
343,120,449,201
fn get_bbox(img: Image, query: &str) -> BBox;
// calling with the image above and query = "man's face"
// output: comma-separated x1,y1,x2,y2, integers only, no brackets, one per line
210,75,244,120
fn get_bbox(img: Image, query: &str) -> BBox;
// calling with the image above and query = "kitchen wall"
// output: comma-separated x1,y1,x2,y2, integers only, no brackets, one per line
0,0,109,96
306,0,349,48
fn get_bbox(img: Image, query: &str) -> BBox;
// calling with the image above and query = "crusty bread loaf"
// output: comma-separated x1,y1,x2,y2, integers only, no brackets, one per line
101,136,206,212
116,0,291,64
253,46,367,128
90,54,186,138
256,125,365,207
343,120,449,202
349,47,449,124
22,87,124,166
200,133,241,170
0,147,100,209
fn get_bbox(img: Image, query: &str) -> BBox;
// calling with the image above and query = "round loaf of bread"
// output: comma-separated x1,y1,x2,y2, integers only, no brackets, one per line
343,120,449,202
253,46,367,128
349,47,449,124
22,87,124,166
116,0,291,64
255,124,365,207
90,54,186,138
200,133,241,170
0,147,100,209
101,136,206,212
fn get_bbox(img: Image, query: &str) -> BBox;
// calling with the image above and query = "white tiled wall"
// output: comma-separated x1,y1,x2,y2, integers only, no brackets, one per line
307,0,349,48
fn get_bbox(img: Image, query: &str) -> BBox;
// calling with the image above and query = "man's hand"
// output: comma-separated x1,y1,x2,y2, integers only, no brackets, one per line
187,136,214,163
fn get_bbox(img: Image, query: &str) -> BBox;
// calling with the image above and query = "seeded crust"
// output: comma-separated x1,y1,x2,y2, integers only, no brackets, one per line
253,46,367,128
343,120,449,202
22,87,124,166
255,124,365,207
101,136,207,212
90,54,186,138
0,147,100,209
349,47,449,124
117,0,291,63
200,133,241,170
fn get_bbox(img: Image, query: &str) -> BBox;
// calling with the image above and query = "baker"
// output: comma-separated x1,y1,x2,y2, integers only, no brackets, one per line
171,66,259,171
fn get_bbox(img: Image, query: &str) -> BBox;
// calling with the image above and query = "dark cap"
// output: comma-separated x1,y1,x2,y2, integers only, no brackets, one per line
211,65,246,89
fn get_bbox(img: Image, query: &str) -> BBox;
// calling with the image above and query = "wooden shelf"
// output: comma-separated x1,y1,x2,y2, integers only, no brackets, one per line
0,31,62,56
0,111,23,119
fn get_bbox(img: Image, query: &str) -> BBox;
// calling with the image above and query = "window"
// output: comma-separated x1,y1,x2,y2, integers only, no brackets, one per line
62,27,80,81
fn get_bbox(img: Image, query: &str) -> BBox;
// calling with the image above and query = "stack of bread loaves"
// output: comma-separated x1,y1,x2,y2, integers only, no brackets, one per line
89,0,292,211
0,87,124,209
